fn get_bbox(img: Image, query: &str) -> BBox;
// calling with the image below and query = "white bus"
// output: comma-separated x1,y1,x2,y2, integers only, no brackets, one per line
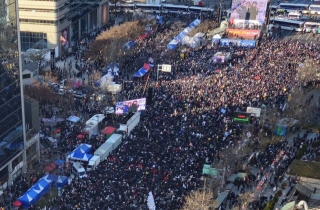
309,4,320,15
277,3,310,14
269,19,305,31
304,22,320,32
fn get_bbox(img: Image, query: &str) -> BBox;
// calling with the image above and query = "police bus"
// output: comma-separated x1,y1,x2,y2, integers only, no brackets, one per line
109,3,213,14
304,22,320,32
269,18,305,31
277,3,310,14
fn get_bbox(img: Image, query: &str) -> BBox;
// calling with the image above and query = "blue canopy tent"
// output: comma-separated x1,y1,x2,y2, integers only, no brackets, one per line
68,148,93,161
32,178,50,197
167,19,201,50
54,159,65,166
19,178,51,208
43,174,68,188
19,189,39,208
79,143,92,153
56,176,68,187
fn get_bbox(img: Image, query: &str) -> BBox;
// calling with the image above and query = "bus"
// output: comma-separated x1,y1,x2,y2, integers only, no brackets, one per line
269,18,305,31
309,4,320,15
162,4,188,14
277,3,310,14
304,22,320,32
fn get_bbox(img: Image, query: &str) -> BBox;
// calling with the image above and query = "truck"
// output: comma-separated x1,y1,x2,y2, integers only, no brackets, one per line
87,155,101,171
105,134,122,150
83,114,105,138
94,142,114,161
116,112,141,139
72,162,87,178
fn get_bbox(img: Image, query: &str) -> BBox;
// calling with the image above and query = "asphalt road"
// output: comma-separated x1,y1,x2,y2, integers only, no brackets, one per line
275,29,320,43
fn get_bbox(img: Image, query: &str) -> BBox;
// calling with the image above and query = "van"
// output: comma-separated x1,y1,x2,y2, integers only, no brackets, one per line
72,162,87,178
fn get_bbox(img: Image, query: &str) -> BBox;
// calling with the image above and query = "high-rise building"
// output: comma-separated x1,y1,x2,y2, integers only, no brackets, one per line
0,0,40,188
18,0,109,53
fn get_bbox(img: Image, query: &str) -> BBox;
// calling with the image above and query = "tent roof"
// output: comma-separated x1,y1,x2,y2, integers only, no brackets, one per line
102,126,117,134
281,201,295,210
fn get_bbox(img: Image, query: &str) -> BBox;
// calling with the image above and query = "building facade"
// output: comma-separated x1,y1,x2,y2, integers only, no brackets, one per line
18,0,109,54
0,0,40,189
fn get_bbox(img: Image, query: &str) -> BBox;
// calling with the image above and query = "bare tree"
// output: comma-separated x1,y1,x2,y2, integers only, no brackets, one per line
189,20,217,37
237,192,253,210
296,59,320,84
182,190,213,210
87,21,147,64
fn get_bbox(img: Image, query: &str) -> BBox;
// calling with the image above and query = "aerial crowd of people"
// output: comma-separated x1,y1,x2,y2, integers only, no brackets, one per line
7,11,320,210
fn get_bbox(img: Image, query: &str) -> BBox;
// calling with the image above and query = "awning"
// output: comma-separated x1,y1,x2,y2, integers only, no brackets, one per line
227,174,238,182
102,126,117,135
133,67,149,77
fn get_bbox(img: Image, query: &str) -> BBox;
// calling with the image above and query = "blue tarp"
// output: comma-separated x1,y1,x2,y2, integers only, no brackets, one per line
54,159,65,166
220,39,256,47
167,19,201,50
19,178,51,208
79,143,92,153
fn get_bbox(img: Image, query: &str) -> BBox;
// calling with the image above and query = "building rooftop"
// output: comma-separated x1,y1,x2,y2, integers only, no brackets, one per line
288,159,320,179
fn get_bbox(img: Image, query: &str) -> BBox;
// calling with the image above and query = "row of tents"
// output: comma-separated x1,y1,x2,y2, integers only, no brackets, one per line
18,175,68,208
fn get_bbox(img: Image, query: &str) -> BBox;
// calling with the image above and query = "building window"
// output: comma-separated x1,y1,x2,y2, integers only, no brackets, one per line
19,19,57,25
22,74,31,79
20,31,47,51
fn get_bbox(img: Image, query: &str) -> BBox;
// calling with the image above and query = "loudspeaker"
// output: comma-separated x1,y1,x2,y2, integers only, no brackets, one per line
147,87,153,106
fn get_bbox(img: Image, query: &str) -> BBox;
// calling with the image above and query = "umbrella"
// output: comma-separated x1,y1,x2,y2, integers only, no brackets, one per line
13,201,22,207
45,166,53,172
77,134,84,139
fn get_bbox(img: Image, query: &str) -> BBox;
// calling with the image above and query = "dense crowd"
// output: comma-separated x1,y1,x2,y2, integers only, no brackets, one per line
13,14,320,210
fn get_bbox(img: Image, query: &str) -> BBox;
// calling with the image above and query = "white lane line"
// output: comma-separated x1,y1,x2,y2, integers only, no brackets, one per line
306,32,313,41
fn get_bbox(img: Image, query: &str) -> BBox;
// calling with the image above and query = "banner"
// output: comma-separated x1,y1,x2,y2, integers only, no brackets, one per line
226,29,260,39
229,0,268,25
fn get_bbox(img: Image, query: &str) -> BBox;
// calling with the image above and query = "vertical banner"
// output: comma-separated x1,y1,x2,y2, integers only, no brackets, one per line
60,27,69,51
102,3,109,25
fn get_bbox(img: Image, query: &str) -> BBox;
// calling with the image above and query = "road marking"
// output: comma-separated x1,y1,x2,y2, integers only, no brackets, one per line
306,32,313,40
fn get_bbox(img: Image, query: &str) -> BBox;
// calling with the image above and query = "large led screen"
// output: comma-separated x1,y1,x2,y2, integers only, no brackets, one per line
229,0,268,25
115,98,146,114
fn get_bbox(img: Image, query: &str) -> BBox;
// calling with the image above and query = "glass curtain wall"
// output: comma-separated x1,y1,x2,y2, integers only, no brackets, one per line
0,0,24,173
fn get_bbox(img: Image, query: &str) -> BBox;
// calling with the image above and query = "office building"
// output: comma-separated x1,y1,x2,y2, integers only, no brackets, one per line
18,0,109,54
0,0,40,189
